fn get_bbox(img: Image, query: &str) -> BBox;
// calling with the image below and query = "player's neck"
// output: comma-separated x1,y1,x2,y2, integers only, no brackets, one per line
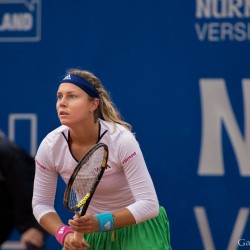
70,120,99,146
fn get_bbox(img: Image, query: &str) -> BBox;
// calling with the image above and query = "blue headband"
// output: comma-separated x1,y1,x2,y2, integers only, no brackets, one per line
61,74,100,98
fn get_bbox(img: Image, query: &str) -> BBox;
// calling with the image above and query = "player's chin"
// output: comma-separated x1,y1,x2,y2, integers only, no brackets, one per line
59,118,71,126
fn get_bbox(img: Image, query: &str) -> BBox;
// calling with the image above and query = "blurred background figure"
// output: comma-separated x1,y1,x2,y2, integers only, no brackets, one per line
0,130,46,250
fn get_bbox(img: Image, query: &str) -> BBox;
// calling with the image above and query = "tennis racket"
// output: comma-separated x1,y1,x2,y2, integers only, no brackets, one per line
63,143,109,241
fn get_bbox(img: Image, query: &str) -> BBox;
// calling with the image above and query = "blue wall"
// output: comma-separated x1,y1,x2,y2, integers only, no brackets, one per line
1,1,250,249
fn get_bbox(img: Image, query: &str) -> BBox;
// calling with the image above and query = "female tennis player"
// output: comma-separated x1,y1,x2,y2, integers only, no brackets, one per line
32,68,172,250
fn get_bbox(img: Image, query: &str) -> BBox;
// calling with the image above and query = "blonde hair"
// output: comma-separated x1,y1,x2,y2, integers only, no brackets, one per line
65,68,132,131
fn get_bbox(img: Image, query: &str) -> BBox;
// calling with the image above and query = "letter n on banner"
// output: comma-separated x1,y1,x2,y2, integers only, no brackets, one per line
198,79,250,176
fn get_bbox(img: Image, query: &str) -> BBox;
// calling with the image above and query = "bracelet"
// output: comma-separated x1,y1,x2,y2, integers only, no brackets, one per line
96,212,114,231
55,225,74,246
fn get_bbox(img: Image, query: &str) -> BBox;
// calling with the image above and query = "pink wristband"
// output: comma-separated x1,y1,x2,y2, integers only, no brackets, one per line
55,225,74,245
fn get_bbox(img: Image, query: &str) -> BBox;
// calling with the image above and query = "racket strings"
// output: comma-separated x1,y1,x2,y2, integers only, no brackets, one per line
68,146,105,211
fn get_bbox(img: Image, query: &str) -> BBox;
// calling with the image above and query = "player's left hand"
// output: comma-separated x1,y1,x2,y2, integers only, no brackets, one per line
69,213,99,234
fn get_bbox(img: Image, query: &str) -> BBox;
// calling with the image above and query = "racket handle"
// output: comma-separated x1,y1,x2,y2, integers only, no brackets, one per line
73,211,83,242
74,231,83,241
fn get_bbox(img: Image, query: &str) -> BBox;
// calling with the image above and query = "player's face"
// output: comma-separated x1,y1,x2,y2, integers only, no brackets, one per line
56,83,97,126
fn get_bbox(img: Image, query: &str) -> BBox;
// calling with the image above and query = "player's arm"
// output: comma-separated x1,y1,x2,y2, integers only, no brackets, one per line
119,133,159,223
39,212,63,236
111,208,136,227
69,207,136,233
40,212,90,249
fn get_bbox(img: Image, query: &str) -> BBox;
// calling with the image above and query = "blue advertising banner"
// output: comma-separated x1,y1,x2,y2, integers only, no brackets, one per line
0,1,249,249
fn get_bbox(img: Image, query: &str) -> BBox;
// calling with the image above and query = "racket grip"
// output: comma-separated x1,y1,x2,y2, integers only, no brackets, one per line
73,211,83,242
74,231,83,241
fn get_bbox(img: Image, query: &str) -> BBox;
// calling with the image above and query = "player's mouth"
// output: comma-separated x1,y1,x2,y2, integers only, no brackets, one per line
59,111,69,116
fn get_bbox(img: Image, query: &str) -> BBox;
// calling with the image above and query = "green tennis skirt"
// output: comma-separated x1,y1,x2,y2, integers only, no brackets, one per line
79,206,172,250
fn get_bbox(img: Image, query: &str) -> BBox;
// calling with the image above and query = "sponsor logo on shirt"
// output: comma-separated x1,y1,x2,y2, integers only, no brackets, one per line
94,164,111,173
122,152,137,164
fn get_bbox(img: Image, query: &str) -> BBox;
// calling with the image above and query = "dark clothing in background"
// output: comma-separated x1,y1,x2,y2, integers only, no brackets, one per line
0,137,46,245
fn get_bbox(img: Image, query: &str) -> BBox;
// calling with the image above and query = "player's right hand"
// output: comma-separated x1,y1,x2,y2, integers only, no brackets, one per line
63,233,90,250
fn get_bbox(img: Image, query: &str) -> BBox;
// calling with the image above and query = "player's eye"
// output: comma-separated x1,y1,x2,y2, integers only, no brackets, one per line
57,95,63,101
67,95,77,100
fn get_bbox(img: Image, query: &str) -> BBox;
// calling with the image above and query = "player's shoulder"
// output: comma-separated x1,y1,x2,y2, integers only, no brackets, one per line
42,125,68,145
100,119,131,136
99,119,135,145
